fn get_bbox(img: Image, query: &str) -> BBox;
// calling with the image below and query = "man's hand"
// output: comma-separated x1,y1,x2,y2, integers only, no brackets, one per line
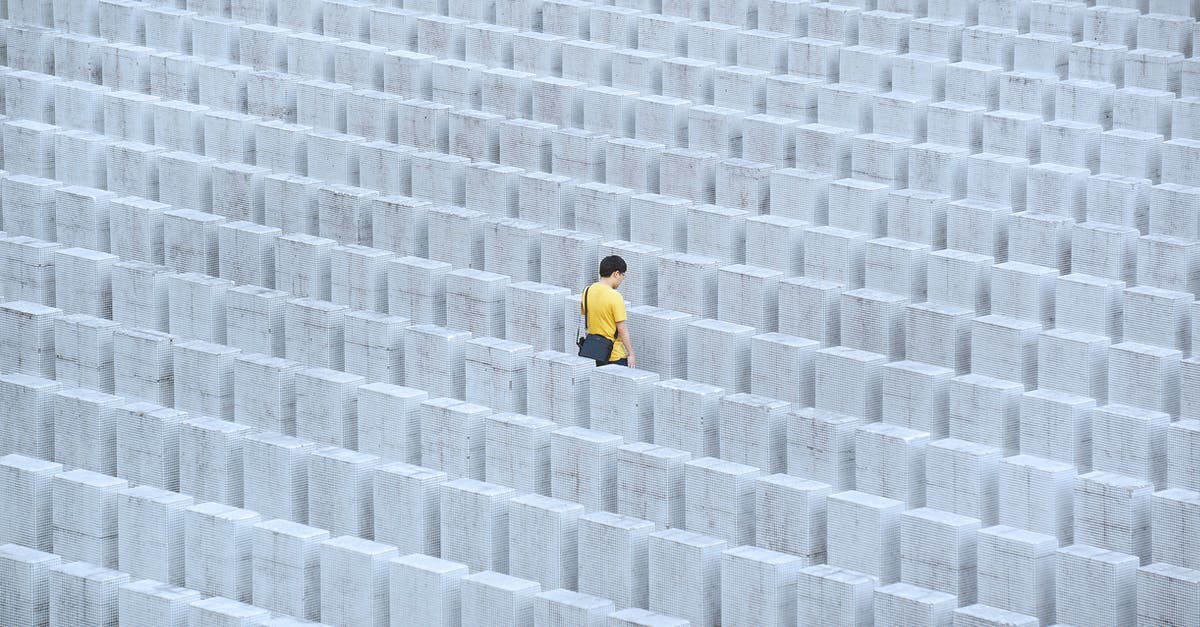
616,320,635,369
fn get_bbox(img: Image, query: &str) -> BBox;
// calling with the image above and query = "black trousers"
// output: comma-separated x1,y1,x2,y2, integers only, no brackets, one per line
596,358,629,367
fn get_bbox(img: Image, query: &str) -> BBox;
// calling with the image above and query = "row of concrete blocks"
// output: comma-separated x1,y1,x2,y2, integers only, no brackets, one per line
14,0,926,43
9,131,1200,300
7,209,1200,482
4,307,1200,544
0,493,707,626
8,363,1200,541
19,6,1200,108
10,50,1200,187
11,536,1192,627
6,136,1200,310
11,127,1200,369
8,61,1200,258
7,123,1200,405
7,265,1200,614
7,314,1199,475
12,0,1200,93
0,114,811,218
6,209,1200,393
3,258,1200,502
7,3,1200,210
2,447,1200,626
14,318,1200,553
13,59,1200,195
14,5,1200,146
17,0,1200,46
12,64,1200,222
5,238,1200,411
12,91,1200,217
8,196,1200,410
11,142,1200,311
8,73,1200,265
16,16,1200,127
8,16,1200,186
0,539,1192,627
23,0,1200,45
13,117,1200,250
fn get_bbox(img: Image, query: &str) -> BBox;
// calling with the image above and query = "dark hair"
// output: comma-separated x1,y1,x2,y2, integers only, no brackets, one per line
599,255,627,278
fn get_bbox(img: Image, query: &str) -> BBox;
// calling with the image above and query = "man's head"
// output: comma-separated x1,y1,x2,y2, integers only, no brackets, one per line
599,255,627,288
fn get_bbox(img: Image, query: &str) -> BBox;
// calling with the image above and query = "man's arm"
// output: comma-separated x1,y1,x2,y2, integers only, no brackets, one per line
616,320,635,368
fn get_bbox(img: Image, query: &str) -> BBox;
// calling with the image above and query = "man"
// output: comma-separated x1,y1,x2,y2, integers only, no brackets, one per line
582,255,636,368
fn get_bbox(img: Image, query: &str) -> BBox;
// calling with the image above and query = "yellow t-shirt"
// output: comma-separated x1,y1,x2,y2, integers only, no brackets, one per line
582,282,627,361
